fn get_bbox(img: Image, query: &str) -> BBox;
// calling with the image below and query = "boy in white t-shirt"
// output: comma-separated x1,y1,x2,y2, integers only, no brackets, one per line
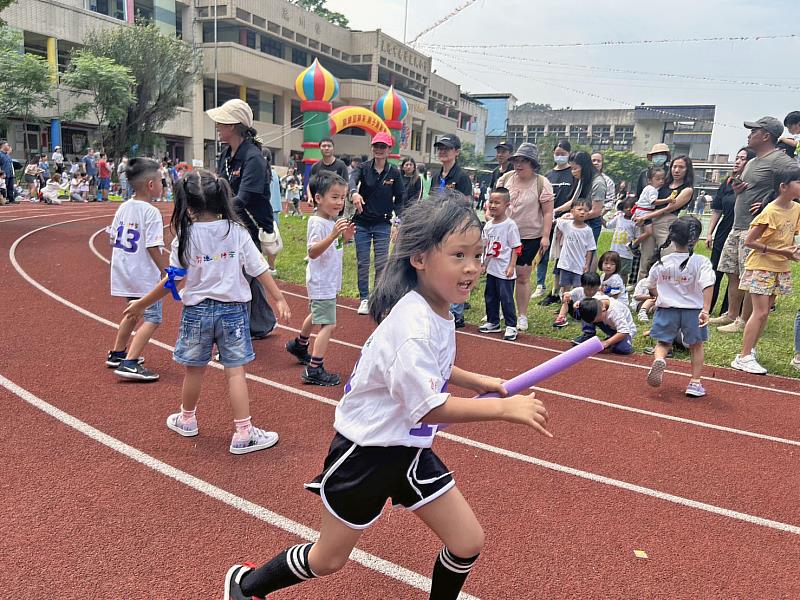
285,171,354,385
106,158,169,381
575,296,637,354
554,197,597,292
604,197,636,284
478,187,522,340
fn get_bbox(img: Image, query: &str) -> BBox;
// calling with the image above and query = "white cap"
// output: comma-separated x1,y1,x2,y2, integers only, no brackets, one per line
206,98,254,128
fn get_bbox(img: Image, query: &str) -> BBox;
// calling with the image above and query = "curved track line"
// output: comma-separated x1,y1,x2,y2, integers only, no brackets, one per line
0,373,479,600
88,227,800,447
1,209,112,224
13,217,800,535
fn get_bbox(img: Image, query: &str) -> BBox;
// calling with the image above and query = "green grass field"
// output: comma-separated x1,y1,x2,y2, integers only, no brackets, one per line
272,213,800,378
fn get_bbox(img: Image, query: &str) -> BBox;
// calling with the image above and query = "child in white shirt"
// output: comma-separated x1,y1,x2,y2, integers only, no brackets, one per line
575,296,637,354
631,166,666,249
285,171,354,385
604,197,636,284
553,271,604,328
224,192,551,600
125,169,291,454
555,197,597,292
478,187,522,341
40,173,69,204
599,250,629,305
645,216,715,397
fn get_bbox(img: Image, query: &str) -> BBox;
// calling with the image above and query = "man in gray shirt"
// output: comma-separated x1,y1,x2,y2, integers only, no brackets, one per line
712,116,795,332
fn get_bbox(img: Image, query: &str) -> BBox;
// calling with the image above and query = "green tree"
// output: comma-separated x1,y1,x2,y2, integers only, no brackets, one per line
0,25,56,154
291,0,349,27
601,149,649,190
459,141,485,169
80,22,202,157
61,51,136,151
0,0,17,25
516,102,552,111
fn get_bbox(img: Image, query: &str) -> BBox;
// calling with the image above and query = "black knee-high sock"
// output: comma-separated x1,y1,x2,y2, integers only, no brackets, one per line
240,543,317,597
429,547,480,600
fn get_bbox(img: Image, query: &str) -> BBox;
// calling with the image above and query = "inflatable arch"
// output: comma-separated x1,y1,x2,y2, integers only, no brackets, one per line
328,106,392,138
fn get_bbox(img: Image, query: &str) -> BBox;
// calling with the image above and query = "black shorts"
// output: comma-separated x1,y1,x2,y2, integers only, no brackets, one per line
305,433,455,529
517,238,542,267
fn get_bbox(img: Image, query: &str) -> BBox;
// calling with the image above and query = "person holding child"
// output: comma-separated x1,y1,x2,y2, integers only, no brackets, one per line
478,187,521,341
644,216,716,397
285,172,355,386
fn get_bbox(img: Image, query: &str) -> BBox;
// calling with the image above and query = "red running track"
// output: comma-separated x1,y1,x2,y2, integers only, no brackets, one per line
1,204,799,599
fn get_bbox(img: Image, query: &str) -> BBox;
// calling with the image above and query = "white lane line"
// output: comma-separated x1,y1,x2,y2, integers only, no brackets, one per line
0,374,478,599
16,217,800,535
1,209,111,224
278,289,800,396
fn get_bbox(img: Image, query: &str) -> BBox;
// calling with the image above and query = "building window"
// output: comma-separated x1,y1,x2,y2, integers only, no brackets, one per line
308,39,319,49
613,125,634,150
236,8,251,22
291,100,303,128
526,125,545,143
571,124,589,143
203,80,239,111
86,0,127,21
260,36,283,58
548,125,567,138
267,21,280,34
508,125,524,147
591,125,612,145
296,33,307,44
675,121,695,132
291,47,307,66
240,28,256,49
282,27,295,40
253,15,266,29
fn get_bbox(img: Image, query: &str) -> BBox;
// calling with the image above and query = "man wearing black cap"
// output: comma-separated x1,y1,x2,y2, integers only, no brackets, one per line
432,134,473,198
489,141,515,191
713,116,795,336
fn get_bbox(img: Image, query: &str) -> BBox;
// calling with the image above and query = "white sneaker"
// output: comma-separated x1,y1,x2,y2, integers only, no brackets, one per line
637,309,649,322
731,353,767,375
357,299,369,315
229,426,280,455
531,285,545,299
717,317,745,333
517,315,528,331
479,322,501,333
503,326,518,341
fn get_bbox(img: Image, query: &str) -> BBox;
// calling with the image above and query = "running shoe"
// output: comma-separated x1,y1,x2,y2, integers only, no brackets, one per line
730,353,767,375
685,381,706,398
647,358,667,388
357,299,369,315
478,322,502,333
114,362,159,381
552,316,568,328
531,285,545,299
717,318,745,333
166,412,199,437
302,365,341,386
517,315,529,331
538,294,559,307
503,326,518,341
637,309,650,323
230,426,279,455
571,333,595,346
454,315,465,328
791,355,800,371
105,350,144,368
708,314,734,326
224,563,258,600
285,338,311,365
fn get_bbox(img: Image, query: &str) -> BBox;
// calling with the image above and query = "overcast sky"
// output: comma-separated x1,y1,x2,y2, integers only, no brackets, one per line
326,0,798,155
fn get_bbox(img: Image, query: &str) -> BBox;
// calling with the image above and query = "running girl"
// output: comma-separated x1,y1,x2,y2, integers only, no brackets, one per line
124,170,291,454
645,216,716,397
224,193,551,599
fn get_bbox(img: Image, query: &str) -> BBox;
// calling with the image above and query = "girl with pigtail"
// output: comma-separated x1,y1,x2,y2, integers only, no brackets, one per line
644,215,716,397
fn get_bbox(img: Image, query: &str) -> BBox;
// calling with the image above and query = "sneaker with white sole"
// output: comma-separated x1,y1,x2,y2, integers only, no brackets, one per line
114,361,159,381
731,353,767,375
166,412,199,437
224,563,257,600
105,350,145,368
791,355,800,371
478,322,502,333
647,358,667,388
685,381,706,398
517,315,529,331
637,309,649,323
503,326,518,341
230,426,279,455
708,313,735,326
357,299,369,315
717,317,745,333
531,285,545,299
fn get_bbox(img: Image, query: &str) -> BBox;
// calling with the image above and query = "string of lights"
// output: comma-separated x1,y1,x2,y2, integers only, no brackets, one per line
408,0,480,45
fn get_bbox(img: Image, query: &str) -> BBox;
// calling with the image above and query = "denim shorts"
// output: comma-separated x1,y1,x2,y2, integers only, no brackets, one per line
173,299,254,368
650,307,708,347
97,177,111,190
127,297,163,325
559,269,582,288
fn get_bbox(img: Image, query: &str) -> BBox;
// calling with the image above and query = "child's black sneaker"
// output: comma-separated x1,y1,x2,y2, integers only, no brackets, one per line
285,338,311,364
302,365,341,386
224,563,257,600
105,350,144,368
571,333,595,346
114,362,159,381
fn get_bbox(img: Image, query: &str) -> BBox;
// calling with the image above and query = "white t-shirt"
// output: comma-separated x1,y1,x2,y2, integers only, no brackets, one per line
556,219,596,274
306,215,343,299
636,185,659,211
482,217,521,280
646,252,715,309
109,199,165,297
605,213,636,259
169,220,268,306
603,297,637,337
568,286,607,305
334,291,455,448
601,273,628,304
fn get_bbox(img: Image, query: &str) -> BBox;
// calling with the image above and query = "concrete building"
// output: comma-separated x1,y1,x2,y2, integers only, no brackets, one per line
506,104,716,161
468,93,517,162
0,0,486,167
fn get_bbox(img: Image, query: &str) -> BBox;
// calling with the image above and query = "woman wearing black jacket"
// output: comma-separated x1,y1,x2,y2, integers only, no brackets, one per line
400,156,421,213
207,98,276,338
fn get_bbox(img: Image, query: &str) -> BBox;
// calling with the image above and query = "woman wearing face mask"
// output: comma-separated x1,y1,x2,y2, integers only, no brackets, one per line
635,143,671,197
534,139,574,302
634,154,695,281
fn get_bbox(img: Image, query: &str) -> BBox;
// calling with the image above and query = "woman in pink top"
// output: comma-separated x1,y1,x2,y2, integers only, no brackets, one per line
497,143,554,330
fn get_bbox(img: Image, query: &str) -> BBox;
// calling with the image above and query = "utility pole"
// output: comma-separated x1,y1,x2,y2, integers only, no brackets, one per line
403,0,409,44
214,3,219,162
